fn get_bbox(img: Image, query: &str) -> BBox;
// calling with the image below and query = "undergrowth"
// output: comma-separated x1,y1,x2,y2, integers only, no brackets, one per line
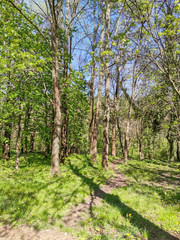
0,154,179,240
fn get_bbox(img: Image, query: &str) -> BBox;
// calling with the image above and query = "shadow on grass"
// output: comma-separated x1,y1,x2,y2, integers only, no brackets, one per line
69,162,179,240
121,161,180,204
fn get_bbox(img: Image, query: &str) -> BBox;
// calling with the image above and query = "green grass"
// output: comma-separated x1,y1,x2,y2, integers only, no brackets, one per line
76,158,180,240
0,154,179,240
0,153,113,229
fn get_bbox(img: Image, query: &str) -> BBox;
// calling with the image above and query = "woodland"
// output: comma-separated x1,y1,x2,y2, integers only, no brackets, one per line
0,0,180,239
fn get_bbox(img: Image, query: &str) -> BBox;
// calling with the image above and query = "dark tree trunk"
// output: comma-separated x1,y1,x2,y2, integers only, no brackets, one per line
3,124,11,160
60,105,69,163
30,132,35,153
117,119,124,157
124,133,128,165
177,140,180,162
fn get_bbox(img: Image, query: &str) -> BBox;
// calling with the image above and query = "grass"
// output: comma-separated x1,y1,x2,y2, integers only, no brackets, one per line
74,158,180,240
0,153,113,230
0,153,180,240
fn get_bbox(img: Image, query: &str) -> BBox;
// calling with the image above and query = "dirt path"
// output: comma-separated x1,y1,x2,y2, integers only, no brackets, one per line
0,224,78,240
0,160,124,240
63,159,126,227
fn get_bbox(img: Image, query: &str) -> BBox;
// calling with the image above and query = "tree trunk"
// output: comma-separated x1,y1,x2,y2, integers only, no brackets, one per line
60,0,70,163
30,132,35,153
169,140,174,162
24,105,30,161
138,139,144,160
102,0,110,170
89,48,95,158
60,107,69,163
111,116,116,157
49,24,61,177
45,100,50,158
124,57,138,164
111,74,119,157
117,119,124,157
177,140,180,162
89,3,98,160
91,0,106,163
15,112,22,170
124,132,128,164
3,124,11,160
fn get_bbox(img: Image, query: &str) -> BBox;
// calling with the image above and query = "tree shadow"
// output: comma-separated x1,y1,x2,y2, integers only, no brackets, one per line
69,162,179,240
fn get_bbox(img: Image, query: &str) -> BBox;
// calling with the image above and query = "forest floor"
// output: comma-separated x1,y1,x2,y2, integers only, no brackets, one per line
0,153,180,239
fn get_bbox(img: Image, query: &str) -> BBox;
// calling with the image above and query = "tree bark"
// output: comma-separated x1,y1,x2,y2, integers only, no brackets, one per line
24,104,30,161
89,2,100,161
49,22,61,177
138,139,144,160
15,110,23,170
60,105,69,163
89,35,96,159
111,68,119,157
3,124,11,160
60,0,70,163
102,0,110,170
117,119,124,157
45,101,50,158
169,140,174,162
124,56,138,164
91,0,106,163
30,132,35,153
177,140,180,162
111,115,116,157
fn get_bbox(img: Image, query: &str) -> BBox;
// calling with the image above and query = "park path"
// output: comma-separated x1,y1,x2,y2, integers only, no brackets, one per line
0,225,77,240
62,159,126,227
0,159,125,240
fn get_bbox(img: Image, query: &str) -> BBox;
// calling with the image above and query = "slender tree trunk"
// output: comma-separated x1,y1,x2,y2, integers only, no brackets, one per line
60,0,71,163
91,0,106,163
138,139,144,160
124,132,128,164
45,101,50,158
117,119,124,157
111,115,116,157
111,73,119,157
111,14,122,157
60,105,69,163
146,137,152,159
3,124,11,160
89,46,96,158
102,0,110,170
124,57,138,164
15,111,23,170
24,105,30,161
89,3,98,160
169,140,174,162
177,140,180,162
30,132,35,153
89,59,95,157
49,23,61,177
